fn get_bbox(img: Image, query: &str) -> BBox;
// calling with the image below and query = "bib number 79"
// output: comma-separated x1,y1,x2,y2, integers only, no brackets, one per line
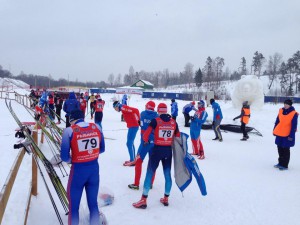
78,137,99,152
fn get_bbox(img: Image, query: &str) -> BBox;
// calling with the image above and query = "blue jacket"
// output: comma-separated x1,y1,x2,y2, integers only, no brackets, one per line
211,101,223,121
182,103,197,114
140,109,158,142
274,106,298,148
39,91,48,108
171,102,178,117
122,94,128,105
190,109,208,140
63,92,80,116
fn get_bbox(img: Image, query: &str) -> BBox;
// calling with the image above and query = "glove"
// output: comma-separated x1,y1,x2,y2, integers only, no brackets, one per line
14,143,24,149
138,120,141,126
212,121,215,126
288,137,293,141
190,116,194,121
143,141,150,146
15,131,25,139
233,118,236,121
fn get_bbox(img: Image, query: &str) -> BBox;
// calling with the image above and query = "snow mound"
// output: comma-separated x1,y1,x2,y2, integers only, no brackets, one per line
231,75,264,109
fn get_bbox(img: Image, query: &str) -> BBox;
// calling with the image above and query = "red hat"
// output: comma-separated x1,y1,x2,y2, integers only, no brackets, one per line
157,103,168,114
191,101,195,105
146,101,155,110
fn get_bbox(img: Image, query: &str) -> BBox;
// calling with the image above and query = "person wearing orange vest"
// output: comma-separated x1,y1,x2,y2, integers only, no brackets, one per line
61,109,105,225
132,103,180,209
273,99,298,170
233,101,251,141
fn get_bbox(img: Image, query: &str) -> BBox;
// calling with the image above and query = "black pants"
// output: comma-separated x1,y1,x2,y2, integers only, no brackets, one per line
241,122,248,137
65,115,70,128
56,108,62,122
183,113,190,127
277,146,290,168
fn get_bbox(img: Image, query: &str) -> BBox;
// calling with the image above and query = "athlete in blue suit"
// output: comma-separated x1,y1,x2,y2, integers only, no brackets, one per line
61,109,105,225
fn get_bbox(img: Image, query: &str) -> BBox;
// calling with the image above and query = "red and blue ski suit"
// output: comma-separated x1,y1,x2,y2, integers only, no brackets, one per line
142,114,180,197
190,108,208,156
120,104,140,162
61,119,105,225
133,109,158,186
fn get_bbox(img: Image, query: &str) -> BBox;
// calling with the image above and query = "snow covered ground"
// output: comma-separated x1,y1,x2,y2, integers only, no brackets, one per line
0,90,300,225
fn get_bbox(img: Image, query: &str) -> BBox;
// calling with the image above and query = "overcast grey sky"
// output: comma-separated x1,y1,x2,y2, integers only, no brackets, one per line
0,0,299,82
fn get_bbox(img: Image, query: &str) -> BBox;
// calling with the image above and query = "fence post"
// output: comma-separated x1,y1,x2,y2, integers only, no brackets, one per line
32,130,38,196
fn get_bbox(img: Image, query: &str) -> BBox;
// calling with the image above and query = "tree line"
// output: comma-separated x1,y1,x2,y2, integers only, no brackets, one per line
1,50,299,96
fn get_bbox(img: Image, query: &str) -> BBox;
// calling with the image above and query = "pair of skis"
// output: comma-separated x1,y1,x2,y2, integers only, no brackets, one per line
6,99,68,225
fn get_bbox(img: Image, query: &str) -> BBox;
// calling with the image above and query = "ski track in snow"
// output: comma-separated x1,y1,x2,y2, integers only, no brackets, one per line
1,91,300,225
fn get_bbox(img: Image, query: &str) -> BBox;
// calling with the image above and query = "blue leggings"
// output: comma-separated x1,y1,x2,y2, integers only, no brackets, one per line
143,146,172,196
67,162,100,225
137,134,154,160
127,127,139,161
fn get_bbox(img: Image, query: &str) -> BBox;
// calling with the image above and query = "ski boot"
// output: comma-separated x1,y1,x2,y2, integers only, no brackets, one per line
212,137,219,141
128,184,139,190
133,196,147,209
160,195,169,206
240,137,247,141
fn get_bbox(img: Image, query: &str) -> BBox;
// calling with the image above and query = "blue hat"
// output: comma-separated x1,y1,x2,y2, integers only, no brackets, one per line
198,100,205,107
113,101,120,108
70,109,84,122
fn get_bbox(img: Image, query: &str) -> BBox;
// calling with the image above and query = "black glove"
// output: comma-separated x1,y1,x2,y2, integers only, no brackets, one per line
14,143,24,149
138,120,141,126
233,118,236,121
15,131,25,139
190,116,194,121
212,121,215,126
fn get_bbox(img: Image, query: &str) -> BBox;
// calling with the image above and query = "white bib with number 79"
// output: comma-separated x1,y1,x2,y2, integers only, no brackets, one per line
77,137,100,152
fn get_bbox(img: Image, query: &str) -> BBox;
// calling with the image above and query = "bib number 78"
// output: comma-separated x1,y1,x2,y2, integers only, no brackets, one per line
159,130,174,138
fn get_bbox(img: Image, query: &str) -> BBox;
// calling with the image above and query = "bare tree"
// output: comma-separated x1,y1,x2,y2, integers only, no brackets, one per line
267,53,283,89
108,73,114,87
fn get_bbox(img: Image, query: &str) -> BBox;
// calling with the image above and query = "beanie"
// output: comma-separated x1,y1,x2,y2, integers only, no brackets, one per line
157,103,168,114
210,99,215,104
242,101,249,106
113,101,120,108
146,101,155,110
191,101,195,105
171,99,175,103
284,99,293,106
198,100,205,107
69,109,84,122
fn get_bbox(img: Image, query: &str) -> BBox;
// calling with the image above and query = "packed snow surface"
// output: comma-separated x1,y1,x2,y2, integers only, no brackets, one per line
0,90,299,225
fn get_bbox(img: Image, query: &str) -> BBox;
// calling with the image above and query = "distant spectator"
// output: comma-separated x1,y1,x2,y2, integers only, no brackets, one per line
170,99,178,121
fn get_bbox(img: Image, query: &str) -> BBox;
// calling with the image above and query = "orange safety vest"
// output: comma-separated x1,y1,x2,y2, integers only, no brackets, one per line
153,117,176,146
241,108,250,124
273,108,297,137
70,123,101,163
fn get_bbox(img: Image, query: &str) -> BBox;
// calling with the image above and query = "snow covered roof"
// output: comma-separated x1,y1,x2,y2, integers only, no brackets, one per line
139,79,153,86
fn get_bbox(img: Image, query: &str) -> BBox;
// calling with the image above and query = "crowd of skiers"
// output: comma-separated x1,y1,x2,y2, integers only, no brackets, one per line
30,90,298,224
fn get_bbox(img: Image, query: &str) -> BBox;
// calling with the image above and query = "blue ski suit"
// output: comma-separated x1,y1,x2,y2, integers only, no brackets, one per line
142,114,180,197
61,119,105,225
137,110,158,160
